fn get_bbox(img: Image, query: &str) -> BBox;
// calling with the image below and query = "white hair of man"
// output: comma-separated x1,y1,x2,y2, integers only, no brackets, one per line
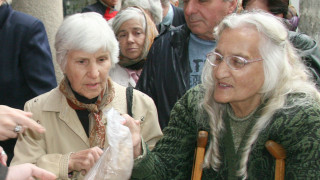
201,11,320,179
121,0,163,24
55,12,119,72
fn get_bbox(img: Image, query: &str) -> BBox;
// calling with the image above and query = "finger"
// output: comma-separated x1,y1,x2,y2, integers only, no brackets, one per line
1,129,18,139
90,147,103,163
14,115,46,134
31,165,57,180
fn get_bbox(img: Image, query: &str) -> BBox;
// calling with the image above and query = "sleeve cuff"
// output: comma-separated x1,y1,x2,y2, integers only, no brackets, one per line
59,152,73,179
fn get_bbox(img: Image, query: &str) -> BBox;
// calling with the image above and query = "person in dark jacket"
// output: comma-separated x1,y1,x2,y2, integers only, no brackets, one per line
0,0,57,164
242,0,320,88
136,0,238,129
157,0,186,34
82,0,118,20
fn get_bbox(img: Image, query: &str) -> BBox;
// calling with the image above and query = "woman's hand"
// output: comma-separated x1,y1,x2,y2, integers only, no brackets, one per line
68,146,103,175
122,114,142,158
0,105,46,140
6,163,56,180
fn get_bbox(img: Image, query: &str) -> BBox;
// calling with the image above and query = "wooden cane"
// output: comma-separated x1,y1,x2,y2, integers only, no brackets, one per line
191,131,208,180
265,140,286,180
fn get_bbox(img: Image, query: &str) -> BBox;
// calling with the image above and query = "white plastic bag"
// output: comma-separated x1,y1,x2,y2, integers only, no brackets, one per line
84,108,133,180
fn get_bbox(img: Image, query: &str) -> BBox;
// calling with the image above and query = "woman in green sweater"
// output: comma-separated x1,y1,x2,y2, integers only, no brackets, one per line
125,11,320,179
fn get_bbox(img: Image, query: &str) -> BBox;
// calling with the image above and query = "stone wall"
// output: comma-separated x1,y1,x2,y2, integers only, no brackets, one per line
299,0,320,44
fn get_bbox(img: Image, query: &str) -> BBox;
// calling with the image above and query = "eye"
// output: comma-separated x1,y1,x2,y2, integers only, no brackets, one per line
117,32,127,39
77,59,86,64
134,30,144,37
97,56,110,63
214,53,223,64
229,56,245,68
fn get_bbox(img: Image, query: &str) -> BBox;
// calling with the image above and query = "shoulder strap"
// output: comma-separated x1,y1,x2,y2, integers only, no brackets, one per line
126,87,134,117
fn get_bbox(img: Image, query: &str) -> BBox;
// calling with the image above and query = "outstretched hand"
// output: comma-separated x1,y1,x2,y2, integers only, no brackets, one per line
0,105,46,140
6,163,56,180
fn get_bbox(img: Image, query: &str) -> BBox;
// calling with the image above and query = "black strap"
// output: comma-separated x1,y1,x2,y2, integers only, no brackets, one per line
126,87,134,117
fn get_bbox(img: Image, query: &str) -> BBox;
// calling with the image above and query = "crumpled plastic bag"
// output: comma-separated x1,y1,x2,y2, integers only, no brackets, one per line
84,108,133,180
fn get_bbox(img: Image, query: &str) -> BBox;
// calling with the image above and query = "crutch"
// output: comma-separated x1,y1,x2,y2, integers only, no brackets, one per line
265,140,286,180
191,131,208,180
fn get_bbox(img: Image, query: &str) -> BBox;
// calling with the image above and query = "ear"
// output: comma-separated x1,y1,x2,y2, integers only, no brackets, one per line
228,0,238,14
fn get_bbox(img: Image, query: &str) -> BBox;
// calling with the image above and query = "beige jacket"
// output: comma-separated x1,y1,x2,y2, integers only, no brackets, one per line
11,81,162,179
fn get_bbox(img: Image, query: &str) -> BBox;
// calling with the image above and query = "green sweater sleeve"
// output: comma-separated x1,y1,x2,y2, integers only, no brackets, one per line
131,85,209,179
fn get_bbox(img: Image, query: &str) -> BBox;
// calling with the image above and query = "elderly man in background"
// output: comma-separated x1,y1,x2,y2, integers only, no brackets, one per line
157,0,186,34
136,0,238,129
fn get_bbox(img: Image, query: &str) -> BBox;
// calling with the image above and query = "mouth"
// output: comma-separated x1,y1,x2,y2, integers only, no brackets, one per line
86,83,100,89
217,82,232,88
126,48,138,52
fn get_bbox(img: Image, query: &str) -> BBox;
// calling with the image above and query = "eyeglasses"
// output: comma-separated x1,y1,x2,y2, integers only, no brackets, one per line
206,51,263,70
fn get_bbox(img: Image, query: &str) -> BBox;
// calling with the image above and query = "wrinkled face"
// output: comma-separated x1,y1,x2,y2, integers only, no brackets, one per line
117,18,146,60
213,27,264,108
101,0,118,7
64,49,112,99
183,0,237,40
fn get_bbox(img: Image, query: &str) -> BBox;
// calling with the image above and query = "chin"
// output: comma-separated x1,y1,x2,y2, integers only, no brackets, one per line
214,95,229,104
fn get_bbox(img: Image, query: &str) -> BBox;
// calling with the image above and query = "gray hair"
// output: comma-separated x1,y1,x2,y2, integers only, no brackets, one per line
111,7,146,36
121,0,163,24
161,0,170,6
55,12,119,72
201,11,320,179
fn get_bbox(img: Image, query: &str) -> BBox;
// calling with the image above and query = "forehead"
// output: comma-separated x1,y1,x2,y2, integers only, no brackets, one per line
217,26,261,56
67,49,110,59
119,18,144,30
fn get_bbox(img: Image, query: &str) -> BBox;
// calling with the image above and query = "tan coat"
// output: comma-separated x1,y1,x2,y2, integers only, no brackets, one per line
11,81,162,179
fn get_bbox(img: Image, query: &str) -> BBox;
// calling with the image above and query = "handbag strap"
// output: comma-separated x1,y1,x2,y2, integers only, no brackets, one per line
126,87,134,117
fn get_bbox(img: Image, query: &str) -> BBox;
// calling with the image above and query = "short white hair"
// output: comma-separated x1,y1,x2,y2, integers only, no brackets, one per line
55,12,119,72
121,0,163,24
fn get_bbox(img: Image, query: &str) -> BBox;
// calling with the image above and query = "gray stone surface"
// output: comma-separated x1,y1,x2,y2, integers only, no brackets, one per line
299,0,320,44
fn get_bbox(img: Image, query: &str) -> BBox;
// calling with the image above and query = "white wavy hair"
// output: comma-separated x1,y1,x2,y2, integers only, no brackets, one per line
121,0,163,24
201,11,320,179
55,12,119,72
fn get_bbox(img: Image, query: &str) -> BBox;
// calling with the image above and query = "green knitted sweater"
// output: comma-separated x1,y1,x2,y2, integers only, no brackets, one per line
131,85,320,179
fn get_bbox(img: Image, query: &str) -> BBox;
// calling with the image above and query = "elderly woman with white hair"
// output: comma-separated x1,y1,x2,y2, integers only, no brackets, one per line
109,6,158,87
10,12,162,179
125,11,320,179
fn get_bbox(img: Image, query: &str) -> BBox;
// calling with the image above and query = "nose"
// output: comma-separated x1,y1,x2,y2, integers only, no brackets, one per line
87,63,99,78
214,60,230,79
184,0,197,16
127,33,134,43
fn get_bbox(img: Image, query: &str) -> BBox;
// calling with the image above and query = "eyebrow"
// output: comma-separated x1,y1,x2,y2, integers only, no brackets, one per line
215,49,250,59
